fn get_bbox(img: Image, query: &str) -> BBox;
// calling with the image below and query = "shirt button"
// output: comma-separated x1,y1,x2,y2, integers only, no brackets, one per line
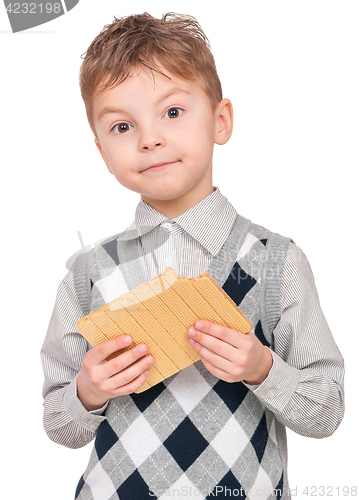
267,389,277,399
162,222,172,232
288,410,300,421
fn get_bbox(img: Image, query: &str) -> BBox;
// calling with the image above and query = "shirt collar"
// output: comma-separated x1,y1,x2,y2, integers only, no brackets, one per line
117,187,238,256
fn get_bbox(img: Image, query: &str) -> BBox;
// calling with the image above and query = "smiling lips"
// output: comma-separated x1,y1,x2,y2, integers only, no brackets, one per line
142,161,178,172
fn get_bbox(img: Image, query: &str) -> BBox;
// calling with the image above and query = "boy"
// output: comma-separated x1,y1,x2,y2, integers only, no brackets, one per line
41,13,344,500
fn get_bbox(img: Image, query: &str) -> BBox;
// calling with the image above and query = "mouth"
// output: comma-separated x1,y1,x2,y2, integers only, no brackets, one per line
141,161,178,172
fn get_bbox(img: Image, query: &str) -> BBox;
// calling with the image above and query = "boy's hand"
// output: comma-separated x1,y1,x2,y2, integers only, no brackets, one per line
188,321,273,385
77,336,154,411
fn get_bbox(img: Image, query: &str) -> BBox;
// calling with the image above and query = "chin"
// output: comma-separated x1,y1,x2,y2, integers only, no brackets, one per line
144,186,186,201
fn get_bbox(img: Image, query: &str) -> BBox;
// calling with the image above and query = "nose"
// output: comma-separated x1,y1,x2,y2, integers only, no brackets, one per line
139,125,166,151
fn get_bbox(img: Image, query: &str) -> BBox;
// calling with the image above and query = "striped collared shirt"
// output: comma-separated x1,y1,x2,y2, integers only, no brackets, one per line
41,187,344,448
118,187,237,279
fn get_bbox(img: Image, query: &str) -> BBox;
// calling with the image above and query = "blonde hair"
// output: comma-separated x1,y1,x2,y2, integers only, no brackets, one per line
80,12,223,134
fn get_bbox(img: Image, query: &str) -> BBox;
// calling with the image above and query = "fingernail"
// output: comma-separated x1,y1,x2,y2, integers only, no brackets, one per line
123,336,132,344
189,339,196,346
139,344,148,353
195,321,203,330
188,327,195,337
145,356,154,365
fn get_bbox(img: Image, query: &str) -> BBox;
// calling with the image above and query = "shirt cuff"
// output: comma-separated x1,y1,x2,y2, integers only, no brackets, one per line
63,376,108,433
243,348,301,412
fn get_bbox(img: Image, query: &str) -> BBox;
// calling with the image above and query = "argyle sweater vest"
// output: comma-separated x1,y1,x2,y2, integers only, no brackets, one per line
73,215,292,500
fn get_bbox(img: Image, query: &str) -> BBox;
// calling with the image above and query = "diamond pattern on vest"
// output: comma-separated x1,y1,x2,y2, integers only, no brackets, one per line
222,261,257,306
75,228,287,500
78,363,283,499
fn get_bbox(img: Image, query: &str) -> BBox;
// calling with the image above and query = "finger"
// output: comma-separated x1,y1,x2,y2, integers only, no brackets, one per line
107,354,155,392
189,337,235,370
87,335,133,364
111,369,151,397
200,357,239,384
188,326,237,362
103,344,151,378
192,320,243,348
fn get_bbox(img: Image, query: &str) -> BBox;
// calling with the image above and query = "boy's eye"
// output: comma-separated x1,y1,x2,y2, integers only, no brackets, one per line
165,107,183,119
112,123,133,134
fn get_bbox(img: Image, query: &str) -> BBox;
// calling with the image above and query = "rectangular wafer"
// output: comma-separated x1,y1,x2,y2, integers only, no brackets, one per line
77,267,252,393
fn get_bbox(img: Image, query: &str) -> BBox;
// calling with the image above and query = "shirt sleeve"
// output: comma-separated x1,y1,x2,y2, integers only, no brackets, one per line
41,271,107,449
245,242,345,438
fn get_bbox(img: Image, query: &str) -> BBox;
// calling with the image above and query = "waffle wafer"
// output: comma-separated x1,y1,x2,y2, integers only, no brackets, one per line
77,267,252,393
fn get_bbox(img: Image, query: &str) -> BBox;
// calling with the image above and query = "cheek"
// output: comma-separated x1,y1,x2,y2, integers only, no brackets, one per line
187,115,215,148
105,144,132,170
175,125,214,158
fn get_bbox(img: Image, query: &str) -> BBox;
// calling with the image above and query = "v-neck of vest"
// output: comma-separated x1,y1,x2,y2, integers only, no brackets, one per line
117,214,251,292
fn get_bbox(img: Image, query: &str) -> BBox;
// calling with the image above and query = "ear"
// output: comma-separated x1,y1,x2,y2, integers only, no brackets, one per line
94,138,113,174
214,98,233,145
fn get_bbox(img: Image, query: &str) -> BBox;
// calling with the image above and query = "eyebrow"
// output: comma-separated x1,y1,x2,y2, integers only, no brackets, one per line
97,106,127,122
158,87,192,102
96,86,192,122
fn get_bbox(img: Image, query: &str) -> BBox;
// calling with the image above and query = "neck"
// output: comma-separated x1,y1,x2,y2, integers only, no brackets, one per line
142,185,215,219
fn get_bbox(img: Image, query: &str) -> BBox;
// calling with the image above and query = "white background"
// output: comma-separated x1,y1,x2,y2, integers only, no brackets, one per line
1,1,358,498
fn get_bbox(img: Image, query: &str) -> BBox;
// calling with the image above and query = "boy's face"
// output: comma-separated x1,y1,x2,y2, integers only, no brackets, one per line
93,66,232,217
